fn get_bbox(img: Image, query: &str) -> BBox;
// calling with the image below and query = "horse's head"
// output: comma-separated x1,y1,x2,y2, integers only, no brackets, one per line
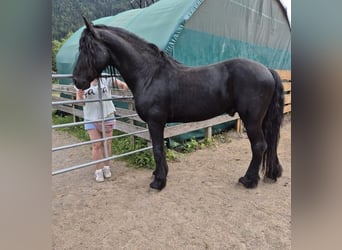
72,17,111,90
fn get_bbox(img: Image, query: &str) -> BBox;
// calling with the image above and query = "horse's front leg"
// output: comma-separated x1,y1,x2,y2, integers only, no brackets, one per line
148,121,168,190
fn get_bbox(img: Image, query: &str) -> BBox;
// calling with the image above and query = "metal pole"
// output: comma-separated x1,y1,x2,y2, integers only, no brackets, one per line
97,78,109,161
52,128,149,152
52,145,153,175
52,113,138,129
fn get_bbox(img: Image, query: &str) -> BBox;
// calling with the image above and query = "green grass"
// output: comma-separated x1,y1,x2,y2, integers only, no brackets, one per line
52,113,89,140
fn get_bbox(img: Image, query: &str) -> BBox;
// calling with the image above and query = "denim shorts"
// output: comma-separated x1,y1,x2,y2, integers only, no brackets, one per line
84,119,115,132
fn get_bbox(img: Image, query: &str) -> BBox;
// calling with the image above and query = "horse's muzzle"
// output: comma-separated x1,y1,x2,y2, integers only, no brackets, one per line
73,78,90,90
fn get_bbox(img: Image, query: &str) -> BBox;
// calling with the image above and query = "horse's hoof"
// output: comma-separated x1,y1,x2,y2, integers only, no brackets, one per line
150,178,166,190
238,176,258,188
265,164,282,181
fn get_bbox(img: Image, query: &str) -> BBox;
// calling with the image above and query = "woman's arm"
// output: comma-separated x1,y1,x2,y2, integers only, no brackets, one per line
75,89,85,106
115,78,128,90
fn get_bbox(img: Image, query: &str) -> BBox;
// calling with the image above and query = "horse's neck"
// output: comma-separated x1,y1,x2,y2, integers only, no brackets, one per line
111,56,151,94
106,33,159,93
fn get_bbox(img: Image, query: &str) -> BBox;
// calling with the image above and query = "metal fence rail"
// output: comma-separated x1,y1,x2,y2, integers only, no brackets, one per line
52,74,150,176
52,145,153,176
52,113,139,129
52,128,149,152
52,71,250,176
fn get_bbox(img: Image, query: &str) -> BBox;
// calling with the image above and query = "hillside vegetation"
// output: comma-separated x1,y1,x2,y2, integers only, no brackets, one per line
52,0,157,71
52,0,131,41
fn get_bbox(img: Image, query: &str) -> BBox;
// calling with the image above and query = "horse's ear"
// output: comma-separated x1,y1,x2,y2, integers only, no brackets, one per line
82,16,100,40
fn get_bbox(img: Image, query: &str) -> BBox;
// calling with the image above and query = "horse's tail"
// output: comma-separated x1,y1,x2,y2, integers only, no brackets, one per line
262,69,284,179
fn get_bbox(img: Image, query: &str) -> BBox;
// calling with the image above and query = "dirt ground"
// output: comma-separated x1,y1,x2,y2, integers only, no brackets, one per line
52,116,291,250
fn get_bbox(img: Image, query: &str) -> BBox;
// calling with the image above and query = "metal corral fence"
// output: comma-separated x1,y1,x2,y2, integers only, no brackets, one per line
52,74,153,176
52,71,291,176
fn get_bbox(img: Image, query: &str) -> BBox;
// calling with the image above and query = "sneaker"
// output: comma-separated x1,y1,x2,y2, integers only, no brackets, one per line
94,169,104,182
103,166,112,178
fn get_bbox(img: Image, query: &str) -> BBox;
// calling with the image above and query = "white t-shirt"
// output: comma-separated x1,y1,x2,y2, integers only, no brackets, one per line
83,78,116,121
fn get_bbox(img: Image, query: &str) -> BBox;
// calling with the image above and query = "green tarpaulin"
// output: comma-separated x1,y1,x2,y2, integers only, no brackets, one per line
56,0,291,83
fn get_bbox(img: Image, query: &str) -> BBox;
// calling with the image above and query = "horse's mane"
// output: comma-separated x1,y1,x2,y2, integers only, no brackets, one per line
95,25,182,66
78,24,182,81
78,28,101,77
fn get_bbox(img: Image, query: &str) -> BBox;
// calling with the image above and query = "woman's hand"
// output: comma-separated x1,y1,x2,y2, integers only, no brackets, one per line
75,89,85,103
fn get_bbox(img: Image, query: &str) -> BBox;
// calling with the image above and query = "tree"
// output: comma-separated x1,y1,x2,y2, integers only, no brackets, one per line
129,0,156,8
52,40,61,72
52,32,73,72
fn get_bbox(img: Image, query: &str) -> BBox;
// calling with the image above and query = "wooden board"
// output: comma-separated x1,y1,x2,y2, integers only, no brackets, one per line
283,82,291,92
283,104,291,113
284,94,291,105
275,70,291,81
164,114,239,139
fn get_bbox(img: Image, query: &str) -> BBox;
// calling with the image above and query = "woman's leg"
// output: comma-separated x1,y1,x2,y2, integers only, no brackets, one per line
87,129,104,171
103,126,113,167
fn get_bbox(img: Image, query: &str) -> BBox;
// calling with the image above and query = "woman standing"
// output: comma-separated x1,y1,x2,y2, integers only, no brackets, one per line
76,77,128,182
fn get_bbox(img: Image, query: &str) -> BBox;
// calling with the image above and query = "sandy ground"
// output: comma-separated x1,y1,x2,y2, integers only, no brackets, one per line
52,117,291,250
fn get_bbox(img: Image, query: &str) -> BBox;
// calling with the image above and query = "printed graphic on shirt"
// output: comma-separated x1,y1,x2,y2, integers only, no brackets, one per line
85,85,109,98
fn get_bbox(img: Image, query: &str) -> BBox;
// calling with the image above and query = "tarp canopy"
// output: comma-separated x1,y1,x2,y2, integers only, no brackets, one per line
56,0,291,83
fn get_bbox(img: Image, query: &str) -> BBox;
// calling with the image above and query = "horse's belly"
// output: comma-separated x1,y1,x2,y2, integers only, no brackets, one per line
169,105,227,123
169,92,232,122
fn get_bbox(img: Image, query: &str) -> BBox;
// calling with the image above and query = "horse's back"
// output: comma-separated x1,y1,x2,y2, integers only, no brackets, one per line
224,58,273,81
186,58,274,89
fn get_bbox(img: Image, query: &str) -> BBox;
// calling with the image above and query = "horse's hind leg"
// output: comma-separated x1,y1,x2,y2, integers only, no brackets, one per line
148,121,168,190
264,155,282,182
238,122,267,188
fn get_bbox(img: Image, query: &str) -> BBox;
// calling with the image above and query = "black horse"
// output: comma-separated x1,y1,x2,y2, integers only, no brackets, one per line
73,17,284,191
